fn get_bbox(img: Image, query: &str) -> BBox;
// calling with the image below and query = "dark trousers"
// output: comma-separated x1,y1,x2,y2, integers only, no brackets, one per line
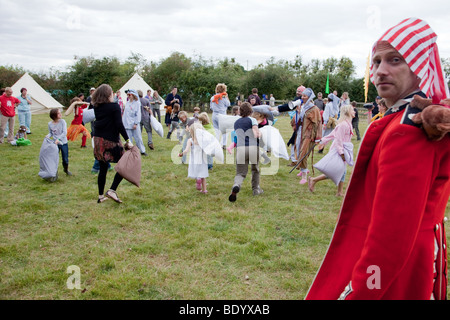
352,121,360,140
97,161,123,195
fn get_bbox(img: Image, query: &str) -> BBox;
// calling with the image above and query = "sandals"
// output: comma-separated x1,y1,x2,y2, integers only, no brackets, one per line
106,189,122,203
97,195,108,203
308,177,315,193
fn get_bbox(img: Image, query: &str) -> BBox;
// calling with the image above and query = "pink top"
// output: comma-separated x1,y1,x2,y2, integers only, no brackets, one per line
320,120,353,155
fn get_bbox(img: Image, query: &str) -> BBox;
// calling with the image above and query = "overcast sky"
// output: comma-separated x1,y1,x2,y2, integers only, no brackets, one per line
1,0,449,79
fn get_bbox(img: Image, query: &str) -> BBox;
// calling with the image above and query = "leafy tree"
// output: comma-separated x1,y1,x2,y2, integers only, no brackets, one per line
0,65,25,89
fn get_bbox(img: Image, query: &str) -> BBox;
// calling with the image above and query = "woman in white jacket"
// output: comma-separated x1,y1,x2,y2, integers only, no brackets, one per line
308,104,355,196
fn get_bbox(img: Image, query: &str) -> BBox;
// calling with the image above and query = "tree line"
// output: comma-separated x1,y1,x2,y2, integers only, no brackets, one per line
6,51,446,108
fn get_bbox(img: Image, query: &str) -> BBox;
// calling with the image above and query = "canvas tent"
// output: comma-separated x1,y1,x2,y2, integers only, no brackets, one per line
119,73,165,114
11,73,65,114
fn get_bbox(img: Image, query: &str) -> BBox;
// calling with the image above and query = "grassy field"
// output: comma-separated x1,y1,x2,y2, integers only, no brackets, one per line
0,111,448,300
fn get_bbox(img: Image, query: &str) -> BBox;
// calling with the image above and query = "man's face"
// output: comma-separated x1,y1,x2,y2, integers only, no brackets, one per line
318,93,322,99
5,89,12,97
296,89,302,96
372,42,420,106
172,88,178,95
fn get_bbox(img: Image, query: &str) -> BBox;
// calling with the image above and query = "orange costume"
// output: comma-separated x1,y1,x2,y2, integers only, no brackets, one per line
67,103,91,147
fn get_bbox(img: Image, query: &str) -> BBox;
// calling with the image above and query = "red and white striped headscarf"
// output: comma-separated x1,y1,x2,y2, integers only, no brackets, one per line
370,17,449,103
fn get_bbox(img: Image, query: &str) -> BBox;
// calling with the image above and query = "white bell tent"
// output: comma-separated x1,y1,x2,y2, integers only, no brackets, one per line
119,73,165,112
10,73,64,114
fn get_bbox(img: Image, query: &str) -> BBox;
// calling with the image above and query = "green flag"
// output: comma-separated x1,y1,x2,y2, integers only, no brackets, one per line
325,73,330,94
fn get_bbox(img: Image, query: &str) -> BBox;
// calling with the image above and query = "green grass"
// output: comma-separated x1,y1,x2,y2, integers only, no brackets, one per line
0,112,448,300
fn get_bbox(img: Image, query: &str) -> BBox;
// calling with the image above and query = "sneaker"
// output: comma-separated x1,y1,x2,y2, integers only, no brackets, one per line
141,152,148,156
228,186,240,202
253,188,264,196
148,143,154,150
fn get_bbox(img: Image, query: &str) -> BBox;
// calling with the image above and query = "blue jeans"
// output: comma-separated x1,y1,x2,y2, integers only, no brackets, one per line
17,110,32,133
92,159,110,171
57,143,69,166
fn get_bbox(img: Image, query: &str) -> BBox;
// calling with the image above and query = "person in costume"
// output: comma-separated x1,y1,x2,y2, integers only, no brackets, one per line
294,88,322,184
65,97,91,148
179,122,209,194
306,18,450,300
308,104,355,197
210,83,231,148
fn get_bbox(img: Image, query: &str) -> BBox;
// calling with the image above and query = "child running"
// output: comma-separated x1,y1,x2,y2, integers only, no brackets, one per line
179,122,209,194
228,102,262,202
197,112,216,170
308,104,355,197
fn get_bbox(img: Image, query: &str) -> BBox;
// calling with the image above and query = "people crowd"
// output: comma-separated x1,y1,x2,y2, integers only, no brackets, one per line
1,80,369,204
1,15,449,302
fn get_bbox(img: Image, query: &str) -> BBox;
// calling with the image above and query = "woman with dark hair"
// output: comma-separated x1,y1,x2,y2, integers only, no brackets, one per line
92,84,132,203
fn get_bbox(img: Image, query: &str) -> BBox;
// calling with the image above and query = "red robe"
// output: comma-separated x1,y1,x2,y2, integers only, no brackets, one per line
306,100,450,300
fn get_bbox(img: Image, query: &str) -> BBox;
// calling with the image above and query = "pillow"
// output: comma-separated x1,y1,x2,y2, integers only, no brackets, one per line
313,149,346,185
114,146,141,187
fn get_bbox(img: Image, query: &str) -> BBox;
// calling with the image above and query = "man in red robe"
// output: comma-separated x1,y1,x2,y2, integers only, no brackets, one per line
306,17,450,300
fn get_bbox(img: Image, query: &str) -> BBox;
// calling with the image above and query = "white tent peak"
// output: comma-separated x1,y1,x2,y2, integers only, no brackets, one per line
11,72,64,114
119,72,164,105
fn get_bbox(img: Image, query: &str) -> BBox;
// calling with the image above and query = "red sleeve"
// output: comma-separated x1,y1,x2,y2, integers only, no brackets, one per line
346,125,437,299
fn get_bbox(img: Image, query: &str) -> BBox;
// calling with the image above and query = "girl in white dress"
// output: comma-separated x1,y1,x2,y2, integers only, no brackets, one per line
179,122,209,193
